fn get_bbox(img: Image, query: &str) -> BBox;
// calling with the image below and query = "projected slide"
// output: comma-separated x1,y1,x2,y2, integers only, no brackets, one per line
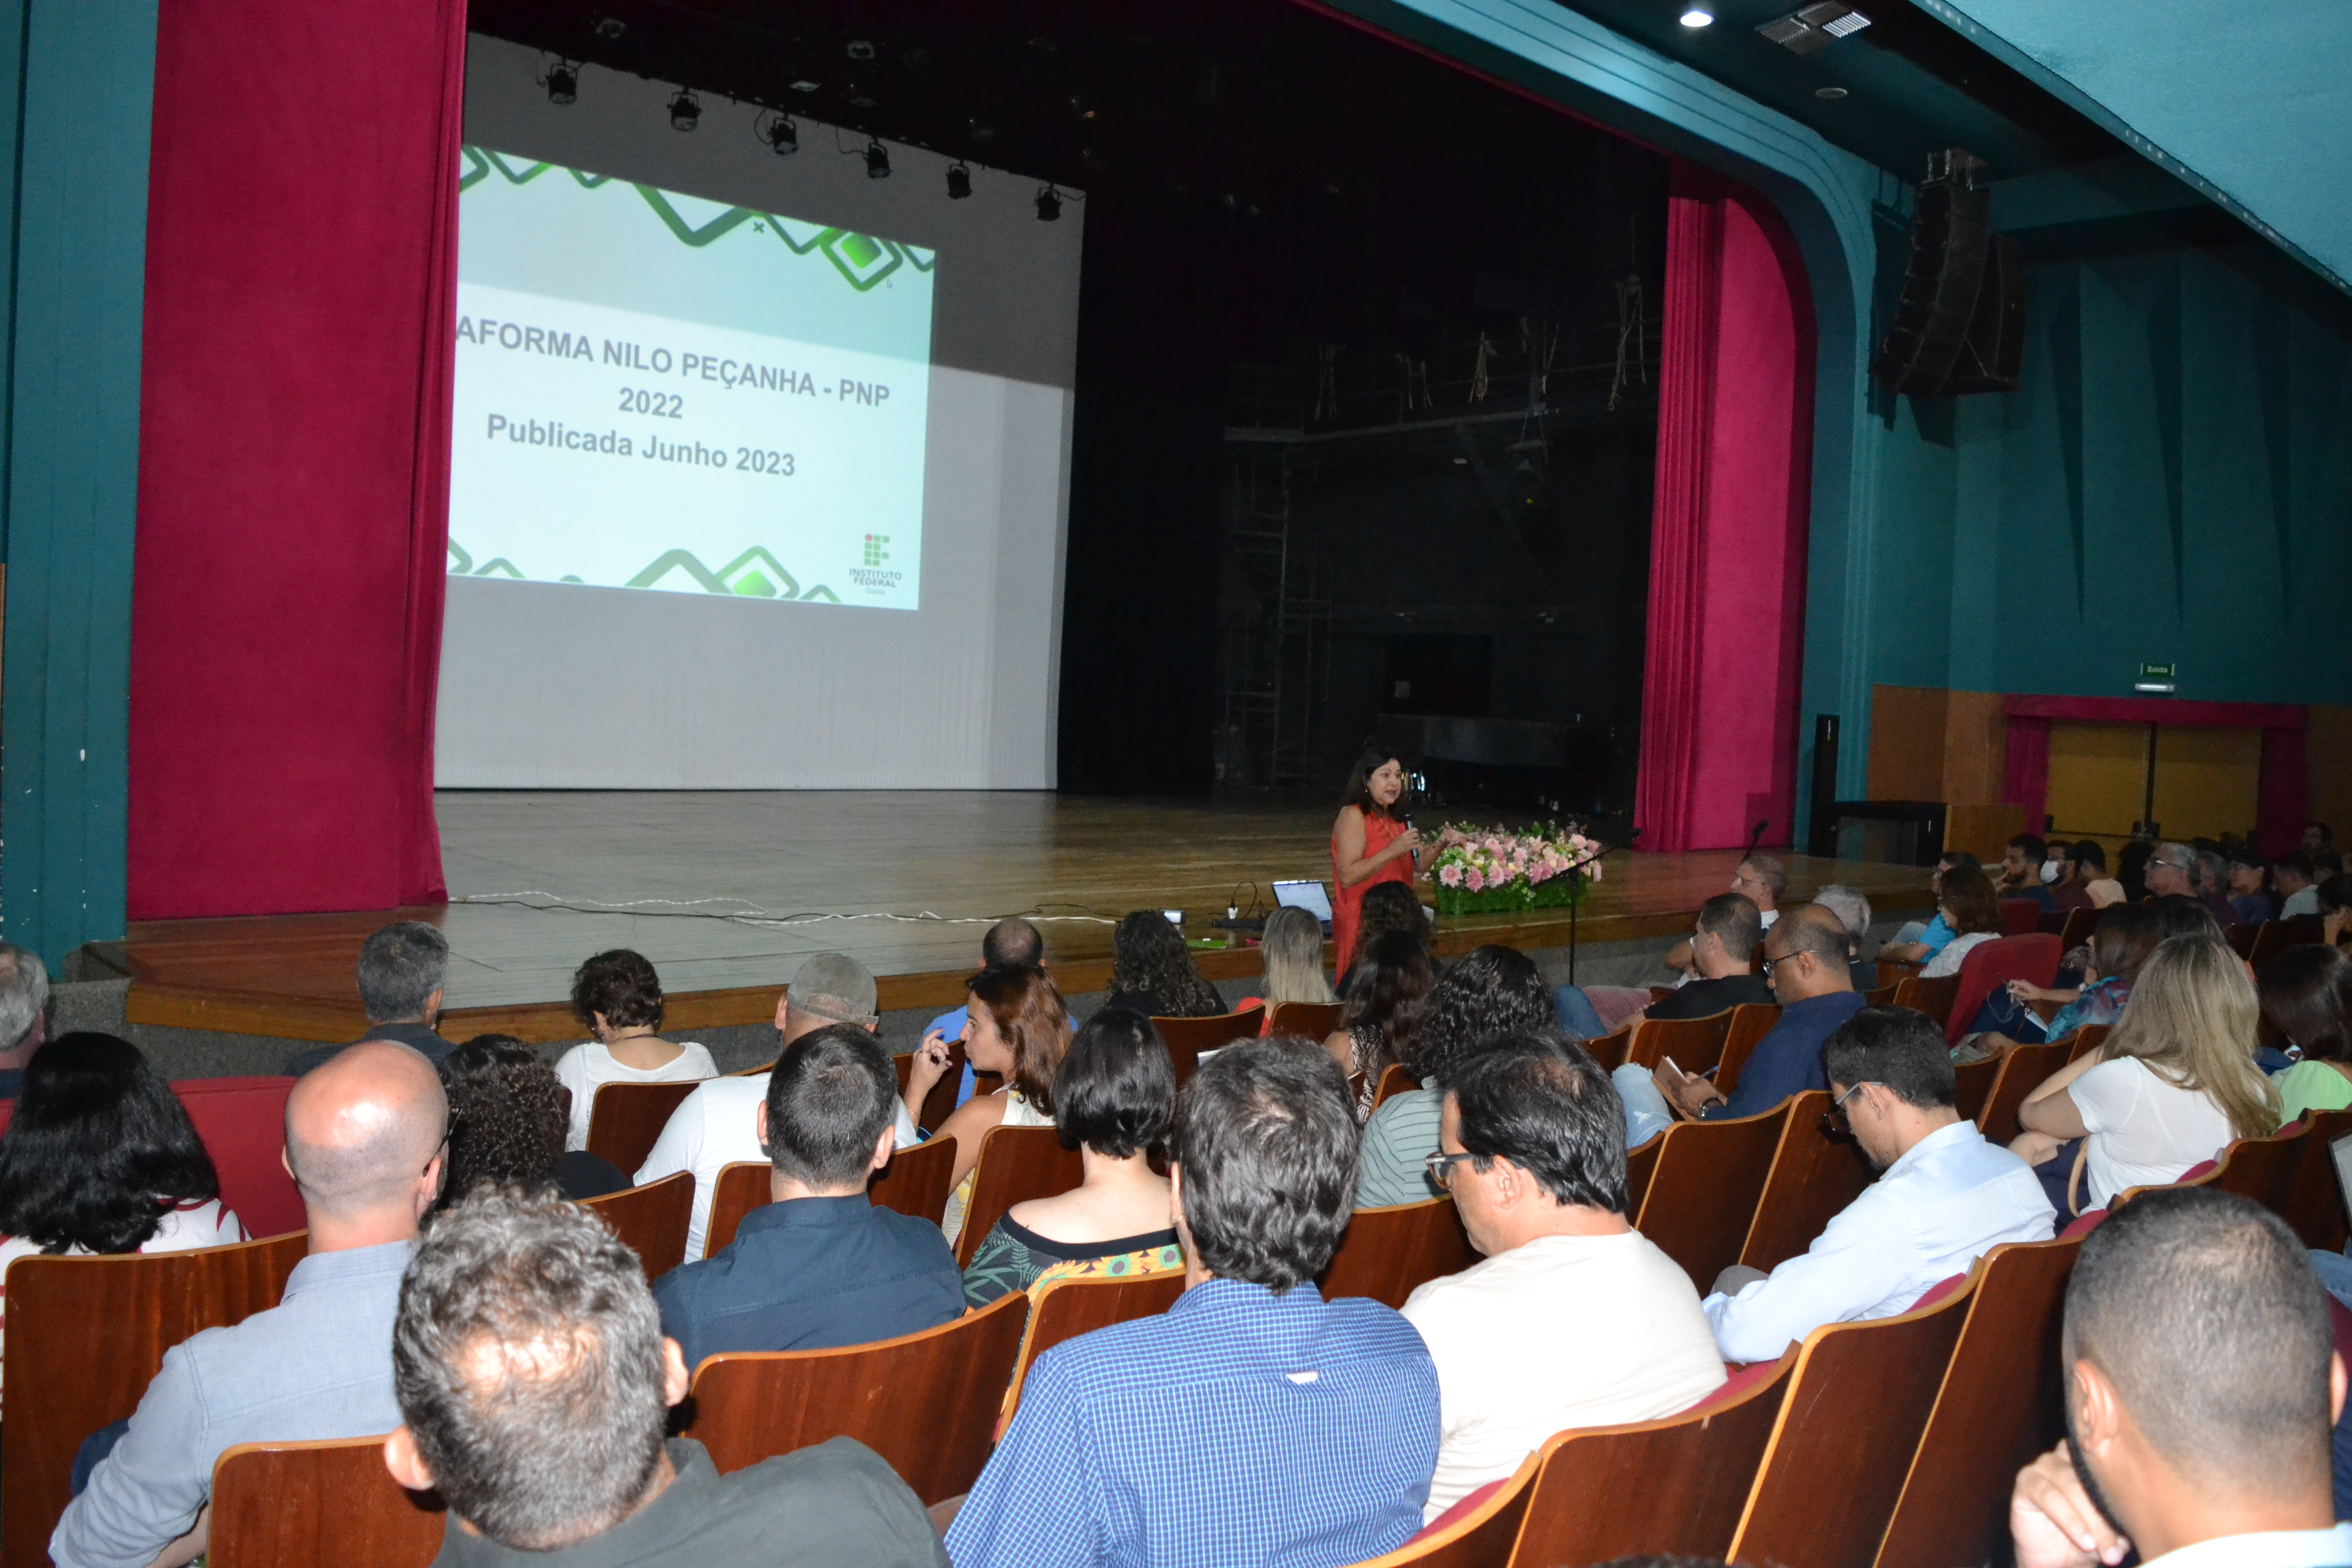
448,147,934,608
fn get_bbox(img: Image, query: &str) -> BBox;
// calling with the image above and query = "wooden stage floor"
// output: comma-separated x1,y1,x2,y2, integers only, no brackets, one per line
122,792,1935,1044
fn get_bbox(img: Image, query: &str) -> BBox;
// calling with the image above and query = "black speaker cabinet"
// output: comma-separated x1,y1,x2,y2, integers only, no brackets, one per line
1873,149,2019,397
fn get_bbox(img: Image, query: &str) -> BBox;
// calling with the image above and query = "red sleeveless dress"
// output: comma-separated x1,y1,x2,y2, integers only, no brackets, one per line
1331,808,1414,976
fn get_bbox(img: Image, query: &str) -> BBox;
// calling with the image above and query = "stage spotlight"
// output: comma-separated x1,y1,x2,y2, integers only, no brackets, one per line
764,116,798,154
864,139,891,178
946,162,973,199
1035,185,1062,221
544,62,578,105
668,89,701,131
1680,6,1714,23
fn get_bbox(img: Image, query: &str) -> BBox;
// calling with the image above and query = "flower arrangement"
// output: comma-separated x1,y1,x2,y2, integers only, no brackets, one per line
1428,821,1606,915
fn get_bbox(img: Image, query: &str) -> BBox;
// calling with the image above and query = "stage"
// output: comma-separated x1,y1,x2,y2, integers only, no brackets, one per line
120,792,1936,1044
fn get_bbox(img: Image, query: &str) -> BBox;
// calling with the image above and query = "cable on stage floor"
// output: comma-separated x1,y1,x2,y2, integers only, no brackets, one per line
446,890,1120,929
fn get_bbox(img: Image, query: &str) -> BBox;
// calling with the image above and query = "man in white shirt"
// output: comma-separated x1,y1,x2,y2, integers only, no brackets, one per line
1403,1034,1724,1520
2275,853,2321,919
2010,1188,2350,1568
635,952,945,1258
1703,1007,2053,1365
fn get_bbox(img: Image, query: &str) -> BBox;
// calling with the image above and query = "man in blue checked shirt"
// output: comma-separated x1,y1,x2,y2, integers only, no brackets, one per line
945,1038,1440,1568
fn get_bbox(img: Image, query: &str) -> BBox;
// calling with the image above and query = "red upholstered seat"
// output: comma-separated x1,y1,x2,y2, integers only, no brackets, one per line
1408,1477,1508,1542
2058,1208,2106,1239
174,1077,303,1238
1913,1271,1969,1310
1946,934,2062,1044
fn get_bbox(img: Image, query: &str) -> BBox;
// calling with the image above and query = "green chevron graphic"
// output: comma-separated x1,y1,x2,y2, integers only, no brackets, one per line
459,147,616,194
633,185,760,248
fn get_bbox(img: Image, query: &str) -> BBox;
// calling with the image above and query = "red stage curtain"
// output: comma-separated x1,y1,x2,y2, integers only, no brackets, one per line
127,1,462,918
2001,716,2051,836
2257,723,2308,860
1634,162,1817,853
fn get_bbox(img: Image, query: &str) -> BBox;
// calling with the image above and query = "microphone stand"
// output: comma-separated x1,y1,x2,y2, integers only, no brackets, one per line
1564,828,1641,986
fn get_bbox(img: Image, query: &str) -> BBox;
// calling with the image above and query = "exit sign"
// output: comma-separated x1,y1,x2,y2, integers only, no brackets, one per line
2139,662,2176,679
2136,660,2177,694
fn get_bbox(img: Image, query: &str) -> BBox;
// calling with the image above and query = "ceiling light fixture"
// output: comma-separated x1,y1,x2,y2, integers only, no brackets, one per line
946,162,972,199
543,61,578,104
667,88,701,131
1816,85,1850,99
760,113,798,154
1035,185,1063,221
864,138,891,179
1680,6,1714,24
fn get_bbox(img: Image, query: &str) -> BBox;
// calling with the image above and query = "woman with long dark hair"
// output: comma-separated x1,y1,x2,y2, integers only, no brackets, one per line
936,965,1075,1245
1322,930,1434,1119
1330,742,1422,976
0,1034,246,1381
1102,910,1224,1019
2262,946,2352,1125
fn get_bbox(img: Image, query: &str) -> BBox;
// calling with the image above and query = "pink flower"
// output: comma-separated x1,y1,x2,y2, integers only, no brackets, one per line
1465,869,1486,892
1438,864,1462,888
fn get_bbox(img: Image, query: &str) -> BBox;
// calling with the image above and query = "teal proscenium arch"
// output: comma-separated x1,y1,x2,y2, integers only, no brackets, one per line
1314,0,1895,832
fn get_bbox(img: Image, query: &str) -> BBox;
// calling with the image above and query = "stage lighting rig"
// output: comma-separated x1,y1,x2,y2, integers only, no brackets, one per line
946,162,973,199
542,60,578,105
668,88,701,132
1035,185,1063,221
755,110,798,155
864,139,891,178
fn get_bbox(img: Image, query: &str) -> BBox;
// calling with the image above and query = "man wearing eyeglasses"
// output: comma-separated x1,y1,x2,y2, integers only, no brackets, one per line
1651,905,1863,1122
2142,843,2197,900
1701,1008,2052,1366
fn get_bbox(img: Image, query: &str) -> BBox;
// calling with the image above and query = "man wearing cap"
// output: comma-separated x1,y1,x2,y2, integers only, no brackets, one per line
635,952,938,1259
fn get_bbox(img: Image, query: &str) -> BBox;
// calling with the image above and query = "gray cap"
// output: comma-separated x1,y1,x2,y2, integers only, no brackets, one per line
788,952,878,1026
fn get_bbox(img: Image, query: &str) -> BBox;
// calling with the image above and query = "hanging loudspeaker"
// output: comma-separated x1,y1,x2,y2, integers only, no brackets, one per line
1872,149,2008,397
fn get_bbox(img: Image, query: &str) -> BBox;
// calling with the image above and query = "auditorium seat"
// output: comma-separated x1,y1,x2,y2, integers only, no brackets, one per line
1714,1004,1781,1096
1977,1039,2070,1146
1153,1006,1265,1084
2251,915,2323,967
1319,1196,1474,1308
177,1076,305,1238
1503,1348,1796,1566
2209,1121,2314,1223
1000,1269,1186,1429
1876,1237,2081,1568
896,1041,968,1134
1724,1269,1977,1567
579,1170,693,1278
2281,1108,2352,1250
954,1124,1084,1269
1875,957,1923,991
1373,1062,1417,1107
1268,1000,1343,1039
1997,899,2044,937
1629,1011,1732,1076
3,1231,308,1568
1952,1052,2000,1125
868,1134,960,1229
1348,1450,1537,1568
1633,1100,1791,1293
2067,1022,2112,1062
1890,972,1960,1032
1737,1090,1873,1274
1581,1024,1633,1072
1946,934,2061,1044
2225,922,2260,958
584,1080,703,1173
209,1435,444,1568
688,1289,1030,1504
1623,1131,1662,1213
1862,984,1896,1006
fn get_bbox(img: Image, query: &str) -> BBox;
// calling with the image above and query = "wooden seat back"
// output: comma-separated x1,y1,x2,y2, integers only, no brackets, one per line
1952,1053,2000,1124
583,1080,703,1174
1862,984,1896,1006
1977,1039,2070,1146
1581,1024,1634,1072
869,1134,961,1229
1624,1132,1662,1214
1725,1270,1976,1567
1002,1270,1187,1423
1346,1450,1538,1568
1269,1000,1343,1039
2210,1122,2314,1221
955,1124,1085,1268
1629,1011,1733,1075
701,1162,769,1259
1890,972,1961,1031
1875,1238,2081,1568
687,1290,1031,1504
1373,1062,1417,1108
1320,1197,1474,1308
1507,1352,1796,1566
1737,1091,1875,1273
2226,921,2260,958
209,1436,444,1568
1634,1101,1792,1293
1715,1003,1782,1095
3,1231,309,1568
2283,1107,2352,1251
2251,914,2324,966
2056,906,2094,949
1153,1006,1265,1083
896,1040,968,1134
2067,1021,2113,1062
1998,899,2044,937
579,1170,693,1278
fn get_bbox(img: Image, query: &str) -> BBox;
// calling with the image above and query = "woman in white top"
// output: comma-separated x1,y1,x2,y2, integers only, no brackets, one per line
0,1034,249,1386
936,964,1073,1246
2013,934,2277,1213
552,949,717,1150
1920,865,2005,979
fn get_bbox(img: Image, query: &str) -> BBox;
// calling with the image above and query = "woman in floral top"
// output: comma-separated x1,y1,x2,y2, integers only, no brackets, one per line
2010,904,2164,1045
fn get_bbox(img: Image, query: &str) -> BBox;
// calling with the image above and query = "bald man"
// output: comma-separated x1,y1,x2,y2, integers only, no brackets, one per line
55,1042,448,1568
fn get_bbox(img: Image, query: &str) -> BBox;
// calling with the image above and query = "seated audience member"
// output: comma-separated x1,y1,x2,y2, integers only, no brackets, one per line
438,1036,627,1206
2194,849,2241,929
1703,1009,2053,1365
2141,842,2198,902
1357,945,1556,1208
2277,852,2323,919
0,1034,248,1379
387,1186,944,1568
1324,931,1435,1119
946,1039,1440,1568
1645,905,1864,1122
1813,884,1879,992
2117,838,2156,904
2008,1189,2348,1568
1997,835,2057,911
1101,910,1225,1019
1663,855,1783,979
2324,875,2352,950
2151,892,2226,944
963,1010,1181,1305
653,1024,961,1372
286,921,456,1076
2001,903,2164,1047
1240,904,1337,1034
636,952,937,1260
1343,881,1434,987
55,1041,447,1568
1643,893,1774,1020
2308,821,2336,857
1882,851,1981,963
2321,849,2348,883
2070,840,2125,909
936,965,1073,1245
923,917,1045,1111
2226,844,2276,927
2045,845,2091,911
1404,1035,1724,1517
553,950,717,1151
2261,946,2352,1124
0,940,50,1097
1920,866,2005,978
2012,935,2277,1216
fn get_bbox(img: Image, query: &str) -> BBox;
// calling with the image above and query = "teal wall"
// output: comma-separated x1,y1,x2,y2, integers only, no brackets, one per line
0,0,157,969
1871,240,2352,706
